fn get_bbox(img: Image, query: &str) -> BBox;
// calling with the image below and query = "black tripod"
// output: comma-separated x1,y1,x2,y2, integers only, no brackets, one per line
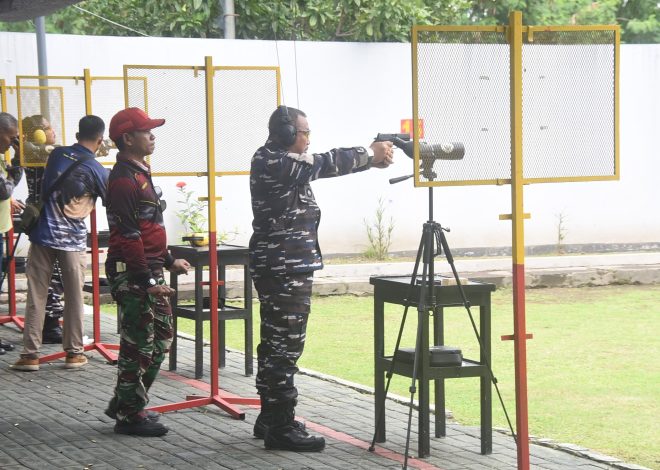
368,182,514,469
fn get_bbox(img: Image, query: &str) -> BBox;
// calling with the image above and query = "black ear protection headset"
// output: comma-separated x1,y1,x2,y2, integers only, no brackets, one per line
274,105,297,147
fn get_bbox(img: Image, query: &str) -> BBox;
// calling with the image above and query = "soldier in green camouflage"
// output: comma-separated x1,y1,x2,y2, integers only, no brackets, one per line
103,108,190,437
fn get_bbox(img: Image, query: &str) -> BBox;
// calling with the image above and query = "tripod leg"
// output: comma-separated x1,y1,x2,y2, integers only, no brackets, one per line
403,303,425,467
418,310,431,458
434,306,446,438
403,226,435,467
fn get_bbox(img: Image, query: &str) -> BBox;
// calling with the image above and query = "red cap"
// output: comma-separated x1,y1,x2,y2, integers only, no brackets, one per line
109,107,165,142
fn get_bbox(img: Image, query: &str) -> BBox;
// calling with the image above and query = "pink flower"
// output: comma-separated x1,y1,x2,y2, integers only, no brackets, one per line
176,181,186,188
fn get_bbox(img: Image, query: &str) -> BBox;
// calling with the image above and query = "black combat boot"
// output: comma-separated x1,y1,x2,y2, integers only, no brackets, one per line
264,400,324,452
254,396,305,439
105,397,160,422
114,418,168,437
114,410,168,437
42,316,63,344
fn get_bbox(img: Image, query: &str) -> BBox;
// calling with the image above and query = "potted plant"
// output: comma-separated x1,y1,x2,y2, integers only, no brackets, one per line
175,181,208,247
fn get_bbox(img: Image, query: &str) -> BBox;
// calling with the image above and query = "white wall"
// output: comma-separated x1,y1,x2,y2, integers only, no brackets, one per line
1,33,658,254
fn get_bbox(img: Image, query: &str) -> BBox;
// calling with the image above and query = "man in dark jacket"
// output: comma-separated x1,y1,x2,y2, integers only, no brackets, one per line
12,115,108,371
249,105,394,452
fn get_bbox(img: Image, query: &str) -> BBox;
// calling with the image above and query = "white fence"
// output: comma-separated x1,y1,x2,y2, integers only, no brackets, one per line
1,33,658,255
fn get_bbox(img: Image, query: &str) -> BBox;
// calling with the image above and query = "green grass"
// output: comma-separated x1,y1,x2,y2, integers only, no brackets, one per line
101,285,660,468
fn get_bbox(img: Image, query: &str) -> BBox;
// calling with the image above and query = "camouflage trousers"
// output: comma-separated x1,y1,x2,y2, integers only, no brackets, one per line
252,272,314,406
106,272,173,422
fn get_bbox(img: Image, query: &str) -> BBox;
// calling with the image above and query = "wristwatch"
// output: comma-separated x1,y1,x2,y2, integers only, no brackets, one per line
147,278,158,288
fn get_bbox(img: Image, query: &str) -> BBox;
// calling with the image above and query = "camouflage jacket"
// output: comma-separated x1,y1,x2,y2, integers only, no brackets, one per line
249,141,372,276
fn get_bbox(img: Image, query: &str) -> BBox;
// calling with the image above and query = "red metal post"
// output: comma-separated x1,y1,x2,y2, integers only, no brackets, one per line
0,228,24,328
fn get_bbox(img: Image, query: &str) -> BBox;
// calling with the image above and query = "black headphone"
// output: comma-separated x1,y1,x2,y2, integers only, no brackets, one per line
274,105,297,147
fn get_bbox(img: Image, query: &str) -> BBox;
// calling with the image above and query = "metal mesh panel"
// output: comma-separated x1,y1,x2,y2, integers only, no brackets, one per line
522,29,617,181
413,29,510,186
89,77,146,166
1,85,19,116
213,67,279,174
1,83,16,163
124,66,207,175
16,78,76,167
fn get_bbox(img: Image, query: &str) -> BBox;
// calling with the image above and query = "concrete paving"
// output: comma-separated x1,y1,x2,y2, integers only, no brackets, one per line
0,303,651,470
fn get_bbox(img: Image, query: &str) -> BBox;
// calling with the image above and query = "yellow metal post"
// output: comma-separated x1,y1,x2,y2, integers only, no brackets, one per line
204,55,221,394
509,11,530,470
0,79,6,112
1,79,7,164
83,69,92,115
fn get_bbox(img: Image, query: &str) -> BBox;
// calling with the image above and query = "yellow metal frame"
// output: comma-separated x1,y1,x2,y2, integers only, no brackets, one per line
1,79,9,164
123,64,201,173
521,24,620,184
412,16,620,470
16,75,83,147
123,63,198,113
205,57,218,233
85,75,147,166
123,63,280,177
411,23,619,187
213,65,281,176
16,73,149,167
14,78,68,167
411,25,507,187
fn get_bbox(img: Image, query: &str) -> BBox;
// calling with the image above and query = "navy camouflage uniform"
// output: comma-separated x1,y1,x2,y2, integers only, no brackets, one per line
249,140,372,406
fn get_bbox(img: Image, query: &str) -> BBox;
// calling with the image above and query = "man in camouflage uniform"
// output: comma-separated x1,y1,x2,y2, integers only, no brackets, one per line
103,108,190,437
249,106,394,451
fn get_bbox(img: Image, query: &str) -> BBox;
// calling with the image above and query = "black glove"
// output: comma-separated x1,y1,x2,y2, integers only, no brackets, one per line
6,165,23,184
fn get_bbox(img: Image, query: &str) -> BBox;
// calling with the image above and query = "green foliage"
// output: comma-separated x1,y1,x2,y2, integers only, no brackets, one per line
363,197,395,260
0,0,656,43
234,0,445,42
0,0,221,38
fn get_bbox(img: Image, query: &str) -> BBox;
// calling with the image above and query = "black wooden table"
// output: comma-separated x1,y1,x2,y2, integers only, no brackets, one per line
167,244,253,379
371,275,495,458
